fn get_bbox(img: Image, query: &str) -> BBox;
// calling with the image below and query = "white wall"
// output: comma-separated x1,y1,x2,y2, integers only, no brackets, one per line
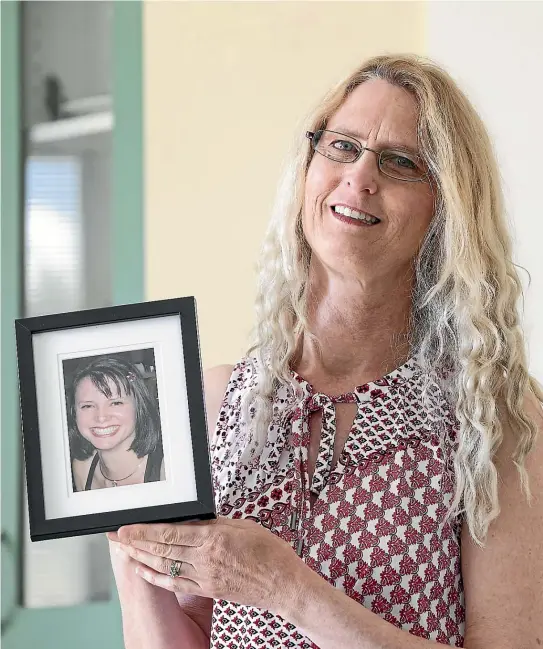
144,1,425,369
427,1,543,382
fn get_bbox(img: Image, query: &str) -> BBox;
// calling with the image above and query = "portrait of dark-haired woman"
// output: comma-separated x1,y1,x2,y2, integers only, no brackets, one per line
67,355,165,491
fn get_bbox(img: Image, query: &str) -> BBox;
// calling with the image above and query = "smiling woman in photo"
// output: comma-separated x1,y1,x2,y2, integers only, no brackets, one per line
67,355,165,491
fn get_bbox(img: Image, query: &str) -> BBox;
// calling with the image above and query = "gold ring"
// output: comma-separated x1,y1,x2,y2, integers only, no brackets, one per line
169,560,182,578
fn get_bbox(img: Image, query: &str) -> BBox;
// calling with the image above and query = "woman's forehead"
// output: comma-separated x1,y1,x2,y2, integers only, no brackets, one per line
76,374,127,397
328,79,419,151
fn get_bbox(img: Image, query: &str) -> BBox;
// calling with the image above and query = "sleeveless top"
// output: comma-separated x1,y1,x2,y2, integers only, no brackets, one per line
84,443,164,490
209,355,465,648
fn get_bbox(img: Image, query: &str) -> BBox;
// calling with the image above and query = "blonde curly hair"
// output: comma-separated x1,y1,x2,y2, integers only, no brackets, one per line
237,53,542,546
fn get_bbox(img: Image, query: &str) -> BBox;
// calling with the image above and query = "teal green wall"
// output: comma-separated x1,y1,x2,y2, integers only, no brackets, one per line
1,0,23,634
1,1,143,645
113,1,144,305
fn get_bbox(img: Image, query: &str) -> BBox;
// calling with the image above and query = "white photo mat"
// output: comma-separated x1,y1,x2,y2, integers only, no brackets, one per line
32,315,197,520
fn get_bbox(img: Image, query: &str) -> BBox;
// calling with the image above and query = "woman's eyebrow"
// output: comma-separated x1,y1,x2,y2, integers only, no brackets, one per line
77,395,124,404
329,125,420,156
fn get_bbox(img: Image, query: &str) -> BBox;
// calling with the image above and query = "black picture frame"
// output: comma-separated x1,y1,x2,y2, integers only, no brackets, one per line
15,296,216,542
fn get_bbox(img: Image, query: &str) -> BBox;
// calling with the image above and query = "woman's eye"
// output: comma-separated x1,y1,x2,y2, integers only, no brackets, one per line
79,404,92,410
111,400,124,406
391,154,416,169
332,139,356,152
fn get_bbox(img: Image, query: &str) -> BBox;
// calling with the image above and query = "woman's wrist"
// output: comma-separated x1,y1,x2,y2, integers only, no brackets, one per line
272,554,317,622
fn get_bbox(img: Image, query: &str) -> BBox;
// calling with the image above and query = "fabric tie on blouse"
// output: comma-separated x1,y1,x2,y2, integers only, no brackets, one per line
304,391,357,496
276,378,414,559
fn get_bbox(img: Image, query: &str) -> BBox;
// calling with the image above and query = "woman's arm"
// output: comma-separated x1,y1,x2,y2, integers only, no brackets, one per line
109,364,234,649
278,393,543,649
110,543,211,649
459,392,543,648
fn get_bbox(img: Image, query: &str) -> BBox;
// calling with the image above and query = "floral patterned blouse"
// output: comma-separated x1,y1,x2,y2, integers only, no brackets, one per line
209,355,465,648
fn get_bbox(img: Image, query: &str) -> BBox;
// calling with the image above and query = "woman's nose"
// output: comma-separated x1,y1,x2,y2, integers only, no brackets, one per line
95,408,110,422
343,149,379,194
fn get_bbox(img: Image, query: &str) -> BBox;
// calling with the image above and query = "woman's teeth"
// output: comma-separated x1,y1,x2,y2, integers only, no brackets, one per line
92,426,119,436
333,205,380,224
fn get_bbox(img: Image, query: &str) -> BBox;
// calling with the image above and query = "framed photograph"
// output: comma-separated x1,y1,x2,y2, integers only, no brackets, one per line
15,296,216,541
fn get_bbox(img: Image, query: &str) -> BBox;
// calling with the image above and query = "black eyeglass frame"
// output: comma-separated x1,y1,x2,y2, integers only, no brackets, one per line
305,130,430,184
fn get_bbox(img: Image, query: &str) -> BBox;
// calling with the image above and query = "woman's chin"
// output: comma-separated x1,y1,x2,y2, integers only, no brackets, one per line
94,440,119,451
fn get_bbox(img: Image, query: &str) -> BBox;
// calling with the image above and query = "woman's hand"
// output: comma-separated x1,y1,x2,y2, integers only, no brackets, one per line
108,517,303,613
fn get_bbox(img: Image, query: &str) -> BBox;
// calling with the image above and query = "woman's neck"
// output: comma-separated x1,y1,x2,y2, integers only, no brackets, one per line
97,434,143,480
295,266,413,392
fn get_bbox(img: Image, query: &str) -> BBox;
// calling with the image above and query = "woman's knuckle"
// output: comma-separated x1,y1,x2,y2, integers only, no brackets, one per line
155,543,170,558
130,527,146,543
162,527,178,545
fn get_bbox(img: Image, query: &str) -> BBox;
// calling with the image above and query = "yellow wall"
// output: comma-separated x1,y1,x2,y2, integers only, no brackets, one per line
144,1,425,369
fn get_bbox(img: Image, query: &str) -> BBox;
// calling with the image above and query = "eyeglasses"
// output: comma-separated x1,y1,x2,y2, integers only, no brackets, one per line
306,130,429,183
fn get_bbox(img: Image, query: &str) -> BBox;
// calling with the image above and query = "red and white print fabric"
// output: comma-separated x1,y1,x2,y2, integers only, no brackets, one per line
209,356,465,648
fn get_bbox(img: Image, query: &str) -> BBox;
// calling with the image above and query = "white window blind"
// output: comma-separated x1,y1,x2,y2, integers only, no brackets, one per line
25,156,84,317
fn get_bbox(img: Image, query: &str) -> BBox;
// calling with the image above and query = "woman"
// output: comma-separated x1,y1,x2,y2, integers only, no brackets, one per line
108,54,543,648
69,355,164,490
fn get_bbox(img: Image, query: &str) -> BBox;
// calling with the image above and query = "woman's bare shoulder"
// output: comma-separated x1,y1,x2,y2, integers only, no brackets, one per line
203,365,235,441
72,454,95,492
203,364,235,390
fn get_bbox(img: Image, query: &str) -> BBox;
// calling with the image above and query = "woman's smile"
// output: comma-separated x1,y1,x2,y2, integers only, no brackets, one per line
91,425,121,437
330,204,381,227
